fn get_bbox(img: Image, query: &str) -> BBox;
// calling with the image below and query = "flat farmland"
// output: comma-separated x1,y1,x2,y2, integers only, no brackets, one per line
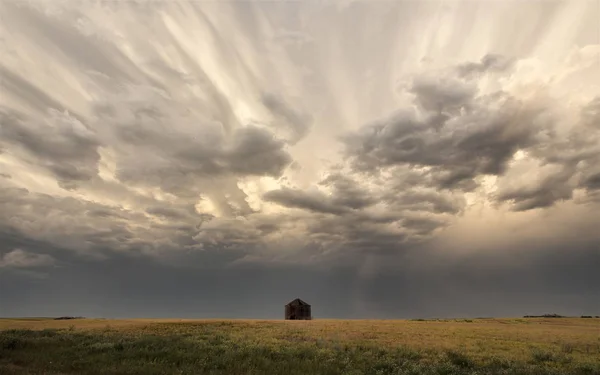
1,318,599,374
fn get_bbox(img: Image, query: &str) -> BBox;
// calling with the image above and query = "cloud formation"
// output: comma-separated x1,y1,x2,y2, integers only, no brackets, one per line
0,249,55,268
0,0,598,318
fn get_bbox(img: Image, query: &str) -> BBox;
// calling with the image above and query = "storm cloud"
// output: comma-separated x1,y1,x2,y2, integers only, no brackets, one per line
0,0,598,318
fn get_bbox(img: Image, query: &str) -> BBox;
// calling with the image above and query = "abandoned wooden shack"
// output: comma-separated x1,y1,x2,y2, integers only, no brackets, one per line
285,298,312,320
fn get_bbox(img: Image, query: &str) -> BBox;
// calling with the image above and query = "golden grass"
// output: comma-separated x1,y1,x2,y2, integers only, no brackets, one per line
2,317,599,363
1,317,599,374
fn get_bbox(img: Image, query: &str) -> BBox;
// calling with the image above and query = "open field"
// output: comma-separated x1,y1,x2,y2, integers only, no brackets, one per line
1,318,599,374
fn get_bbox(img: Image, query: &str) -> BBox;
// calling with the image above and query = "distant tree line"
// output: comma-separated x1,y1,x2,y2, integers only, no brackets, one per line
523,314,599,318
523,314,565,318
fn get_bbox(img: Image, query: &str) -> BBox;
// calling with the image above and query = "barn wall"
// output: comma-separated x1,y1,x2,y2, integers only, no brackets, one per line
285,303,312,320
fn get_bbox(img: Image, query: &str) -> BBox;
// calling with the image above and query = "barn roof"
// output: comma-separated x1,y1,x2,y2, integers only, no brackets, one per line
286,298,310,306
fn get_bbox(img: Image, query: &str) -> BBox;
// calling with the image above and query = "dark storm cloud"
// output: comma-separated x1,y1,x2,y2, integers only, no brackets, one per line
262,93,313,144
495,166,575,211
457,54,515,77
113,124,292,199
263,187,350,215
492,95,600,210
0,244,361,319
1,0,599,321
342,60,600,212
0,108,101,189
581,171,600,191
400,216,447,235
410,75,477,114
0,182,204,258
318,173,377,210
262,169,463,255
382,188,464,215
0,248,55,268
145,205,196,220
226,126,294,176
1,0,294,207
358,240,600,319
343,91,544,191
86,208,126,219
192,217,264,253
99,91,293,198
2,228,597,318
296,211,411,256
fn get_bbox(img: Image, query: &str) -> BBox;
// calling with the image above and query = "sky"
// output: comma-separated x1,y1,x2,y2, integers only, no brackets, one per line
0,0,599,319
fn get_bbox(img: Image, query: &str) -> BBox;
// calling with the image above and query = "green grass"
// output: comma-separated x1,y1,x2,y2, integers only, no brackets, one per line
1,319,599,374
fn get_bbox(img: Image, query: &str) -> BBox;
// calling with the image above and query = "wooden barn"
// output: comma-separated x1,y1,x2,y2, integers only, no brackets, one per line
285,298,312,320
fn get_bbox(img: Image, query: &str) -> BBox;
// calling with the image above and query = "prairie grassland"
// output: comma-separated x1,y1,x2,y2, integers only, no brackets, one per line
1,318,599,374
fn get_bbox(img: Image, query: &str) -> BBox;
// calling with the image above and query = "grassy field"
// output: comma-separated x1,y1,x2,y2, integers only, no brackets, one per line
1,318,599,374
